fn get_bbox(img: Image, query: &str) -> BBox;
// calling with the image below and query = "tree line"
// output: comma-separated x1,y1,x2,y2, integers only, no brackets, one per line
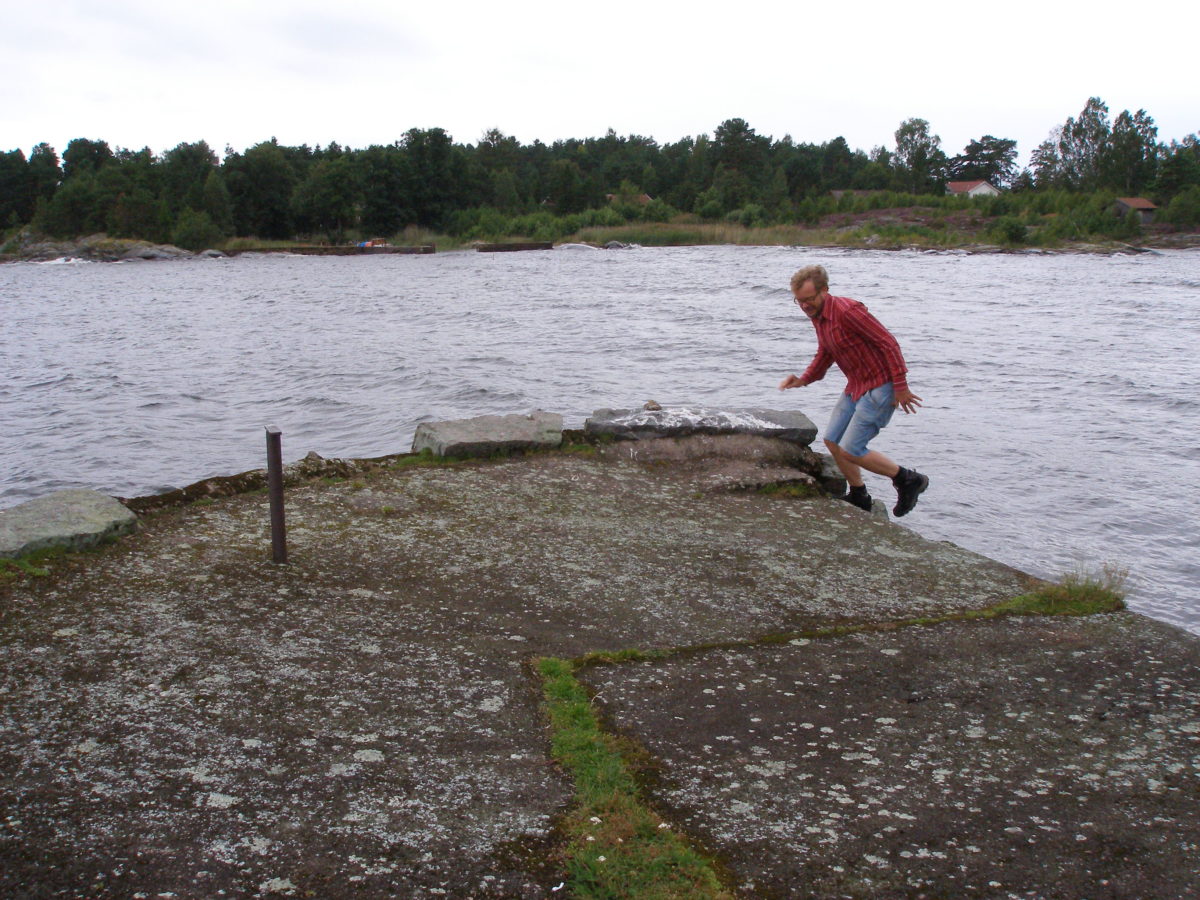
2,97,1198,250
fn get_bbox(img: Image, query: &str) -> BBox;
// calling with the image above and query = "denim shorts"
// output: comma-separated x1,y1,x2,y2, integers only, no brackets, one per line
825,383,896,457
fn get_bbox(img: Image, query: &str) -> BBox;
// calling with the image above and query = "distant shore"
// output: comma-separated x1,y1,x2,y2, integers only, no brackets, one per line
3,223,1198,264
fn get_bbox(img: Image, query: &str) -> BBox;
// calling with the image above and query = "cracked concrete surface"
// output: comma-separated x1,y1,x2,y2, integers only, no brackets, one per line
2,452,1196,898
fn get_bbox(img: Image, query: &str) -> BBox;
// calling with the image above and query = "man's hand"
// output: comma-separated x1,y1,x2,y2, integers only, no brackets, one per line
778,374,805,390
894,388,923,414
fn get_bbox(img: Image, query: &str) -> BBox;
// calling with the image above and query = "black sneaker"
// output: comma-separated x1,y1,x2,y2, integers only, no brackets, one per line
892,469,929,517
842,489,873,512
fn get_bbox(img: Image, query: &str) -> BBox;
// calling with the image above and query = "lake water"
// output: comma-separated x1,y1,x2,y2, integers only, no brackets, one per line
2,245,1198,633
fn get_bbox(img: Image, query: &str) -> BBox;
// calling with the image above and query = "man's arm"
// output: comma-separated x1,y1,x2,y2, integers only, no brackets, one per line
783,345,833,389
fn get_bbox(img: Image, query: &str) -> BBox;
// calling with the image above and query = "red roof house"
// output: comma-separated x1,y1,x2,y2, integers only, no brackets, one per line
1112,197,1157,224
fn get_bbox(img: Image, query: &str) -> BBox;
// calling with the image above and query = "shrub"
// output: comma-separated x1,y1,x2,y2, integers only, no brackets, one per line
990,216,1027,244
727,204,767,228
637,198,677,223
171,208,223,251
693,189,723,220
1162,185,1200,228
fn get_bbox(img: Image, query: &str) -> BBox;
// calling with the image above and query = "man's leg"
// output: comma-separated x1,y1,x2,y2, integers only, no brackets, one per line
841,446,899,480
822,394,875,511
839,385,929,517
823,438,868,485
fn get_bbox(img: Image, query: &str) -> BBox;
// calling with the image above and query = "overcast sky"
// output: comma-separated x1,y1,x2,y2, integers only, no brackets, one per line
3,0,1195,170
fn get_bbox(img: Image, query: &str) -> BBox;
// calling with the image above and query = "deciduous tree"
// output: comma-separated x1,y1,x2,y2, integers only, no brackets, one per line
224,140,296,238
1057,97,1111,190
161,141,219,216
892,118,946,193
1102,109,1159,194
62,138,114,180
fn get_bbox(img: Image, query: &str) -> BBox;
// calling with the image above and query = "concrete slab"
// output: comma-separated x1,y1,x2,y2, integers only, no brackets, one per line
0,489,137,558
2,452,1196,897
586,407,818,445
411,411,563,458
580,614,1200,898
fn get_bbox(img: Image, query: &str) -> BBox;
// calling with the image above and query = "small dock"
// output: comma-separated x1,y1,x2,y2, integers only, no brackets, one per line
475,241,554,252
295,244,435,256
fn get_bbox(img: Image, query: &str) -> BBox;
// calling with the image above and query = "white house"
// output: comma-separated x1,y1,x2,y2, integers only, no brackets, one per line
946,180,1002,198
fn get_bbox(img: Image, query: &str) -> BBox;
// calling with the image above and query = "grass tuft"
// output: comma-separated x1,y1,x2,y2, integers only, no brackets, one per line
387,449,468,469
536,657,732,899
0,556,51,580
990,565,1128,617
0,545,77,580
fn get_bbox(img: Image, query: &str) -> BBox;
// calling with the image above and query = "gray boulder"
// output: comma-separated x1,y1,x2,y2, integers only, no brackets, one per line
412,411,563,458
586,407,817,446
813,451,847,495
0,490,137,559
120,243,192,261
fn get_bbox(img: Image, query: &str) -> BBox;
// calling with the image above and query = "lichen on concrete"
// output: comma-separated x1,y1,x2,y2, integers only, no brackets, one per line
1,451,1195,898
579,614,1200,898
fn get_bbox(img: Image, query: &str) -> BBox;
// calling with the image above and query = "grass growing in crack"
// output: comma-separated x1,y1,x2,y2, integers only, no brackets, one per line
537,656,731,899
387,449,472,469
756,482,819,499
0,556,51,580
989,566,1128,617
577,648,672,667
558,442,600,456
530,573,1126,893
0,543,113,583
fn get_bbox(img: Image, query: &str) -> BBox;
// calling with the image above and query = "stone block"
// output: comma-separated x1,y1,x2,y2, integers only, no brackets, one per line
0,489,138,558
412,411,563,458
814,452,848,495
585,407,817,446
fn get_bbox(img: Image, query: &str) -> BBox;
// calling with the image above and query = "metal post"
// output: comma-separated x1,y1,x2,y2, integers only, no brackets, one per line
265,426,287,564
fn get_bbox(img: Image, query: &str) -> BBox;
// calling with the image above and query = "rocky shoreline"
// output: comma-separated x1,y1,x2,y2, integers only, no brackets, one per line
1,232,220,263
3,229,1197,264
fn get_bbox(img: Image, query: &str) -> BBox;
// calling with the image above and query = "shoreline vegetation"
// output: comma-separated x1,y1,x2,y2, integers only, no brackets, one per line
5,209,1199,264
3,100,1199,262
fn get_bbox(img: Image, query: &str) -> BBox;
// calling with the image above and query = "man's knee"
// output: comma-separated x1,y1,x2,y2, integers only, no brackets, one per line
825,439,862,463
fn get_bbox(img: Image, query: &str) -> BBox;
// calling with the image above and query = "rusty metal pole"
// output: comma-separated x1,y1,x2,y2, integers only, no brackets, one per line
265,426,287,564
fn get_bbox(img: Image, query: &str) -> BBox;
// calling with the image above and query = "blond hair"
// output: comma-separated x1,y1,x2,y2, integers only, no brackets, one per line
790,265,829,293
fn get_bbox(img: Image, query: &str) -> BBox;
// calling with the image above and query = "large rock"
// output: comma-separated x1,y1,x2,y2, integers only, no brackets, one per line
0,490,137,558
586,407,817,446
412,411,563,458
119,243,192,261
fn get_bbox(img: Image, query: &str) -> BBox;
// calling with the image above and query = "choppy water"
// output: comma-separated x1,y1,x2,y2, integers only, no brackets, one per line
2,246,1198,632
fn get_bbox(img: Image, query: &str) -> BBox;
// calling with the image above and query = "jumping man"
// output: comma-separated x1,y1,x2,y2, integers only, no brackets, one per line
778,264,929,517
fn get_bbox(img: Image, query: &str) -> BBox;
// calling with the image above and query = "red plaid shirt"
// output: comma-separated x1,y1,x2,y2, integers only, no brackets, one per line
798,294,910,400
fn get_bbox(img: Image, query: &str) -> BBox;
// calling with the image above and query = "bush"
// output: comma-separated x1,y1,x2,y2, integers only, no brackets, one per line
693,188,723,221
171,208,223,251
638,198,677,223
990,216,1027,244
727,204,767,228
1162,185,1200,228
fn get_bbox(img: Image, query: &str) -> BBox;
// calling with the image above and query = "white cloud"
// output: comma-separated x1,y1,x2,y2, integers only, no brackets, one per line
1,0,1194,167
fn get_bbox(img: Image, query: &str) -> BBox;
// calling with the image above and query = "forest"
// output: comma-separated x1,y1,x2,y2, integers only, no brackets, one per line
2,97,1198,252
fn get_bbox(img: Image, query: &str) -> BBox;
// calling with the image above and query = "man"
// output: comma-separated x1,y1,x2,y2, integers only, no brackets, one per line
778,265,929,517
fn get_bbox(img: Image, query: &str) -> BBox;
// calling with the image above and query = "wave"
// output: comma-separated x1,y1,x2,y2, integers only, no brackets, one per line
38,256,94,265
